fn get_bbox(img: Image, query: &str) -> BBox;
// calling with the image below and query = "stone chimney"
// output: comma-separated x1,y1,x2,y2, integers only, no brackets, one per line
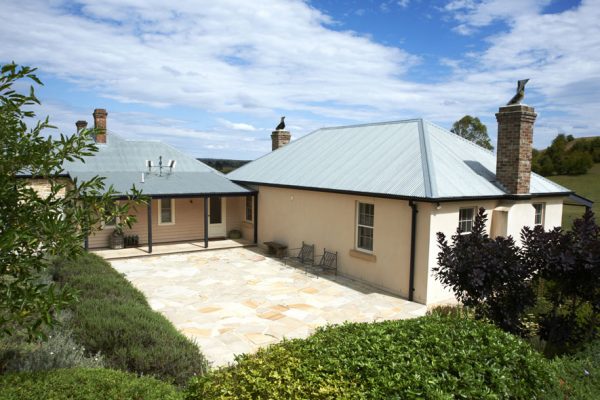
495,104,537,194
92,108,108,143
271,130,291,151
75,120,88,132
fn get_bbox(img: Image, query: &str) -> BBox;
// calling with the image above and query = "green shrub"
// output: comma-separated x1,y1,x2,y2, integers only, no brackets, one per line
1,312,104,373
52,253,208,385
187,315,557,399
547,339,600,400
0,368,182,400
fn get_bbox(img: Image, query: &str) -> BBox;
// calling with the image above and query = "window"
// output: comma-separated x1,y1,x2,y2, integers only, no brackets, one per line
458,207,475,233
533,203,545,226
356,202,374,252
245,196,253,222
159,198,175,225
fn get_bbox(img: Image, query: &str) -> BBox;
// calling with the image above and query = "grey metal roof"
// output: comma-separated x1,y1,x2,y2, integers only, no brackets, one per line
64,134,251,196
228,119,571,200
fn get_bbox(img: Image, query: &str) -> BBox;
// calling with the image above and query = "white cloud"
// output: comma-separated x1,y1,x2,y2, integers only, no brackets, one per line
0,0,418,117
218,119,257,132
2,0,600,157
445,0,552,33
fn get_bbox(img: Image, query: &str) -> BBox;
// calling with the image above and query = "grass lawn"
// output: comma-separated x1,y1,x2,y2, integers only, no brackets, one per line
547,163,600,228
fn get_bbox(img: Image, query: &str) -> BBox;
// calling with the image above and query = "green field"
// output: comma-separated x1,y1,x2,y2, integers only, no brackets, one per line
548,163,600,228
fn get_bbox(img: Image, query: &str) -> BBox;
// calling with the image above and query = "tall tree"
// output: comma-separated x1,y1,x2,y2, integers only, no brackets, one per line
0,63,142,338
450,115,494,151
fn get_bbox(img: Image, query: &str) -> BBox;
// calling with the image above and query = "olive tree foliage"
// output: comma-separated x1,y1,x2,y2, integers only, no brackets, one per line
0,63,142,338
450,115,494,151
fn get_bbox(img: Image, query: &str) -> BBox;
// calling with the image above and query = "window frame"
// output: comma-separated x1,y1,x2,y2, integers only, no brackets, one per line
158,198,175,226
245,196,253,223
355,201,375,253
533,203,545,227
458,207,476,234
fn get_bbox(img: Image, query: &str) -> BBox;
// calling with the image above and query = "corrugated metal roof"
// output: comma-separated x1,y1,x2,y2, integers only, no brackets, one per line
228,119,571,199
64,134,251,196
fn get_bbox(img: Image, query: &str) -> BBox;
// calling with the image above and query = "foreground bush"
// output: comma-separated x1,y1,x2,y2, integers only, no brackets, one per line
187,315,556,399
435,208,599,353
52,253,208,385
549,339,600,400
0,318,104,373
0,368,182,400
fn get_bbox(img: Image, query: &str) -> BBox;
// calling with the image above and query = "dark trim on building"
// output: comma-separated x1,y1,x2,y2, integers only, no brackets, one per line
114,191,256,200
147,197,153,253
565,193,594,209
253,193,258,244
408,201,418,302
203,195,209,248
231,180,572,203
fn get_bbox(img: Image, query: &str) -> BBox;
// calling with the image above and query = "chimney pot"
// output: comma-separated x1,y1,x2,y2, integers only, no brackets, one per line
495,104,537,194
271,130,291,151
93,108,108,143
75,120,88,132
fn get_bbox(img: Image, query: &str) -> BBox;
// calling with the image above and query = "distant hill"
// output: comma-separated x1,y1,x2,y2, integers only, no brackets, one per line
198,158,250,174
533,134,600,176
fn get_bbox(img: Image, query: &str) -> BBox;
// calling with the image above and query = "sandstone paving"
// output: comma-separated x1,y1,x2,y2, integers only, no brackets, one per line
109,247,427,367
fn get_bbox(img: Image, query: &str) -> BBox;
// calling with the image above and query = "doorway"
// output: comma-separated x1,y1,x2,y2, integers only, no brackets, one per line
208,197,227,238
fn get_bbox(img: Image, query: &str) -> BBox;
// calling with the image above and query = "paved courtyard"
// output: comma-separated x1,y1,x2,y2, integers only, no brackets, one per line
109,247,427,367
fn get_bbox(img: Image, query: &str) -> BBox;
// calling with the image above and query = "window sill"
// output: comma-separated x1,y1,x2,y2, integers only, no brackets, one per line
242,220,254,225
158,222,175,226
349,249,376,263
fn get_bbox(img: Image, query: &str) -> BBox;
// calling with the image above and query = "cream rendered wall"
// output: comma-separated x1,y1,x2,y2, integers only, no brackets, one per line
256,186,415,299
424,196,565,304
505,197,563,241
88,198,205,248
543,197,564,229
226,196,244,234
425,200,498,305
412,201,433,304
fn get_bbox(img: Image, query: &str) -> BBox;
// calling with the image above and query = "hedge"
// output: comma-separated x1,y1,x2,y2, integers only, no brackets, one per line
549,339,600,399
52,253,208,385
0,368,182,400
187,315,557,399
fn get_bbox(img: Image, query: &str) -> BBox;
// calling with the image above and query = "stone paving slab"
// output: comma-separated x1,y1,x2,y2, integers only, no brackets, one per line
109,247,427,367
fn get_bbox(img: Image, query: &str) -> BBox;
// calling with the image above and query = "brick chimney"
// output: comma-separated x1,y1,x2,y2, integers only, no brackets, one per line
495,104,537,194
271,130,291,151
93,108,108,143
75,120,88,132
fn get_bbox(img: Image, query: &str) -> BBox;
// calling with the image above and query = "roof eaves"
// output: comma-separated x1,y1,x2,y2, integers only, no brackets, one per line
232,179,572,203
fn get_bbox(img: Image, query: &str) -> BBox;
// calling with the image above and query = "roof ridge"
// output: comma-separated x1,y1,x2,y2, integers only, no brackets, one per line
419,120,437,197
320,118,422,131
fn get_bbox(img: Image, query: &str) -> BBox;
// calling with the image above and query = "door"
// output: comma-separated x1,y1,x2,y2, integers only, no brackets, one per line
208,197,227,238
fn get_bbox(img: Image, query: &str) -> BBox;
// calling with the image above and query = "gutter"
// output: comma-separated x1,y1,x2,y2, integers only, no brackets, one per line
408,200,418,302
231,180,571,203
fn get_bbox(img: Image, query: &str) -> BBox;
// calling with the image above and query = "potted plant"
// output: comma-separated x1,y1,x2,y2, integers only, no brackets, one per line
109,221,125,249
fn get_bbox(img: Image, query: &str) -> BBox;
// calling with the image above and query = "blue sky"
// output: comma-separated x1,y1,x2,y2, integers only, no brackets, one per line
1,0,597,159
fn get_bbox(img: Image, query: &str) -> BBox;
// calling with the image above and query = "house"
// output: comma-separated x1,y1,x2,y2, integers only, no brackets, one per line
228,103,591,305
62,109,256,251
